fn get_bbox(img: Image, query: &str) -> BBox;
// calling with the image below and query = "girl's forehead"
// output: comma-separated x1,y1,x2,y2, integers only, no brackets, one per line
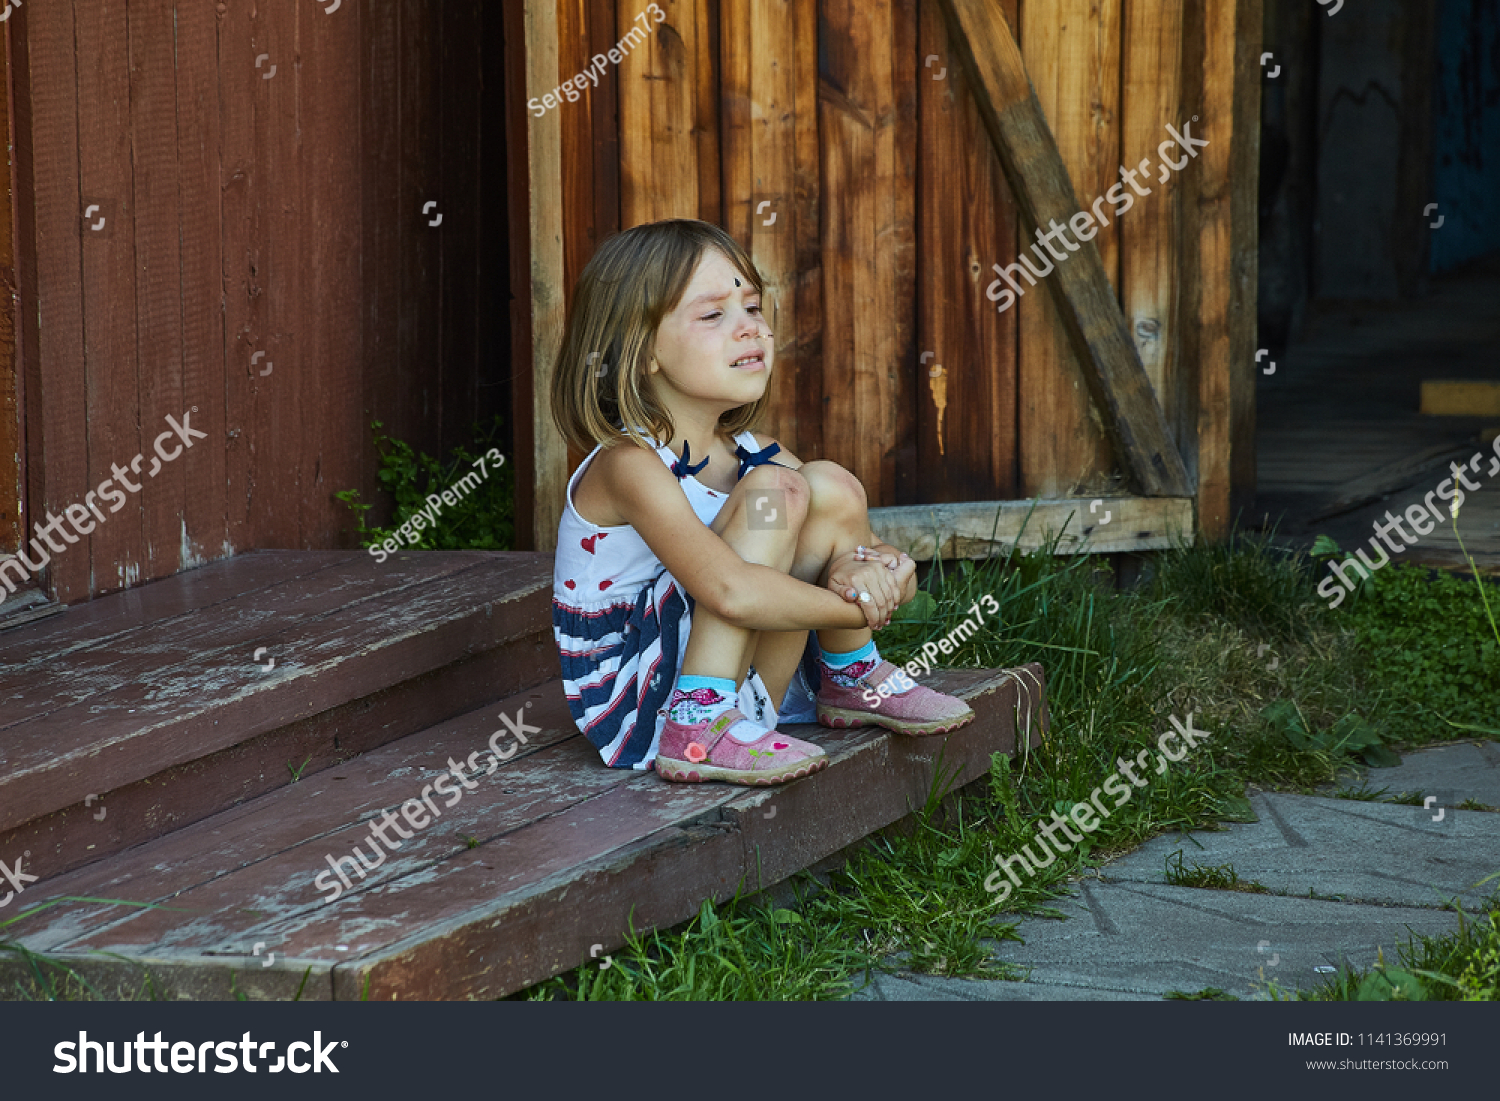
673,250,756,310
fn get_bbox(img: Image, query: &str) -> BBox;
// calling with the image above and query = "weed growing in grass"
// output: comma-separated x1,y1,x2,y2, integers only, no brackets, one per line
1164,850,1268,894
335,416,516,552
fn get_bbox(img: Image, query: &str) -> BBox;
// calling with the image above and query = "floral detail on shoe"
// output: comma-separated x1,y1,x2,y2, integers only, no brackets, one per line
820,656,878,687
685,742,708,763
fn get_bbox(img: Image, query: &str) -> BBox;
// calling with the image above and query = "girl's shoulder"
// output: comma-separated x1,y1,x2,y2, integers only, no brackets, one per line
744,431,802,469
573,436,667,528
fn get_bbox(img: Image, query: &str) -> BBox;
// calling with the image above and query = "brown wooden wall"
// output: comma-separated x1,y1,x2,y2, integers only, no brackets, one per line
4,0,514,604
528,0,1259,547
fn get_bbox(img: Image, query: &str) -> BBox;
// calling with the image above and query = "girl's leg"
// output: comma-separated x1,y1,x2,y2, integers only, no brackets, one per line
678,463,809,684
746,460,877,705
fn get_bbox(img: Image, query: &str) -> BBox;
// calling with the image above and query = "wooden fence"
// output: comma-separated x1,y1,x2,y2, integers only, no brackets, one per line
517,0,1260,553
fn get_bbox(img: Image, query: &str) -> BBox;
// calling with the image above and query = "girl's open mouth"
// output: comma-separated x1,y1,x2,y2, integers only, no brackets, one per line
730,351,765,369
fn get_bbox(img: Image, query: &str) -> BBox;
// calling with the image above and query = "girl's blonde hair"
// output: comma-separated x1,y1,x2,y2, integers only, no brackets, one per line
550,219,772,456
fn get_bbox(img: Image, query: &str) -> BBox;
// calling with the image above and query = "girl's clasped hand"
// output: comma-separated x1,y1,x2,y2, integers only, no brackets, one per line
827,545,916,630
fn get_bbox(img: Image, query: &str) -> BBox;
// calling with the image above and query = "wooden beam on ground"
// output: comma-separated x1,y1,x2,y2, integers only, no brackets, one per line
935,0,1192,498
870,496,1194,559
1421,381,1500,417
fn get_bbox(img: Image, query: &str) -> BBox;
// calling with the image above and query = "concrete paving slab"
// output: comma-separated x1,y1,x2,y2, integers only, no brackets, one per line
1363,740,1500,809
881,972,1153,1001
1098,791,1498,908
974,882,1465,1000
843,746,1496,1002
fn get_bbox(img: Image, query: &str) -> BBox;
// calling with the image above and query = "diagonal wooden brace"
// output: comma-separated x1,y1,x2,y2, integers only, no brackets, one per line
937,0,1193,498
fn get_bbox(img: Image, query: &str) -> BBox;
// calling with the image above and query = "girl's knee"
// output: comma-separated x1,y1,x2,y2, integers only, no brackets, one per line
727,463,810,531
798,460,866,516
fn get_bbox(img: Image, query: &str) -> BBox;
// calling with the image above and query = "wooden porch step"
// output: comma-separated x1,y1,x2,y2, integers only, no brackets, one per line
0,551,557,881
0,665,1047,1000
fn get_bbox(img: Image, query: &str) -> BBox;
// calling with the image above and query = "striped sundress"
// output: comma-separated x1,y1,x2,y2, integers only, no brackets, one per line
552,430,822,770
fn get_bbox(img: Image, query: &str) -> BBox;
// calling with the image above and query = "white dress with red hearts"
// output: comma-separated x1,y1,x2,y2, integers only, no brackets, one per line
552,431,817,770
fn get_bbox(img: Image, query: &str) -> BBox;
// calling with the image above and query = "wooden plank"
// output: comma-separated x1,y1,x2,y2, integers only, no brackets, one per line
789,0,823,463
936,0,1192,498
1308,442,1475,522
618,0,701,224
260,0,307,549
175,0,230,574
361,0,403,525
298,0,363,547
1018,0,1118,500
219,0,261,555
1421,381,1500,417
131,0,189,585
401,0,442,469
1228,0,1261,527
0,43,20,554
1120,0,1183,440
722,0,801,450
819,0,917,504
0,551,362,666
437,1,486,456
73,1,139,599
523,0,567,551
870,496,1195,558
915,0,1020,503
1187,0,1241,538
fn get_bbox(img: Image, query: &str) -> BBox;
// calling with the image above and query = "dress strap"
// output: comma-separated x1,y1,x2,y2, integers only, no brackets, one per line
734,440,785,480
669,440,711,480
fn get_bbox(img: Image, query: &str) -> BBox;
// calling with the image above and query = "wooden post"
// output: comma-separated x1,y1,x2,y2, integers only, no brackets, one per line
936,0,1192,498
521,0,567,552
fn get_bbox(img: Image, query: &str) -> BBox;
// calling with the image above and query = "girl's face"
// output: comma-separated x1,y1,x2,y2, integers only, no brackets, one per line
647,248,771,415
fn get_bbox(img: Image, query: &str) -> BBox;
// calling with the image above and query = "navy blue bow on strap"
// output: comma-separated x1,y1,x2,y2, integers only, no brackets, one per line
734,441,784,480
669,440,711,480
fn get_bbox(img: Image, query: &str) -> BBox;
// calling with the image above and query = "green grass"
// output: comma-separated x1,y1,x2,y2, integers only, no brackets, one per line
1332,557,1500,733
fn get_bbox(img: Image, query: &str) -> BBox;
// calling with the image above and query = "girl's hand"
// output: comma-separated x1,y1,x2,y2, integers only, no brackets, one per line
827,546,915,629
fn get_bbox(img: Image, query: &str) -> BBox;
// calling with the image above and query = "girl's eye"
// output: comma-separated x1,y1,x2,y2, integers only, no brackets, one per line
748,304,762,314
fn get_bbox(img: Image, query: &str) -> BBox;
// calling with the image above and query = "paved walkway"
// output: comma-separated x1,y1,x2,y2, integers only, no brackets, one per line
852,741,1500,1001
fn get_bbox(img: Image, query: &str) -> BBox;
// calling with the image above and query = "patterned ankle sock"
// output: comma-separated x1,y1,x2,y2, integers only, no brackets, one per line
666,675,769,744
817,639,880,687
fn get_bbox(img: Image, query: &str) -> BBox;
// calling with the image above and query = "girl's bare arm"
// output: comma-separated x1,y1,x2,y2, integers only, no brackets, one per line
599,444,873,631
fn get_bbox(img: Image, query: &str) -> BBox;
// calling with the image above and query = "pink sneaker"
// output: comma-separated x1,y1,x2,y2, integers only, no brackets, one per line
654,707,828,785
816,658,975,736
